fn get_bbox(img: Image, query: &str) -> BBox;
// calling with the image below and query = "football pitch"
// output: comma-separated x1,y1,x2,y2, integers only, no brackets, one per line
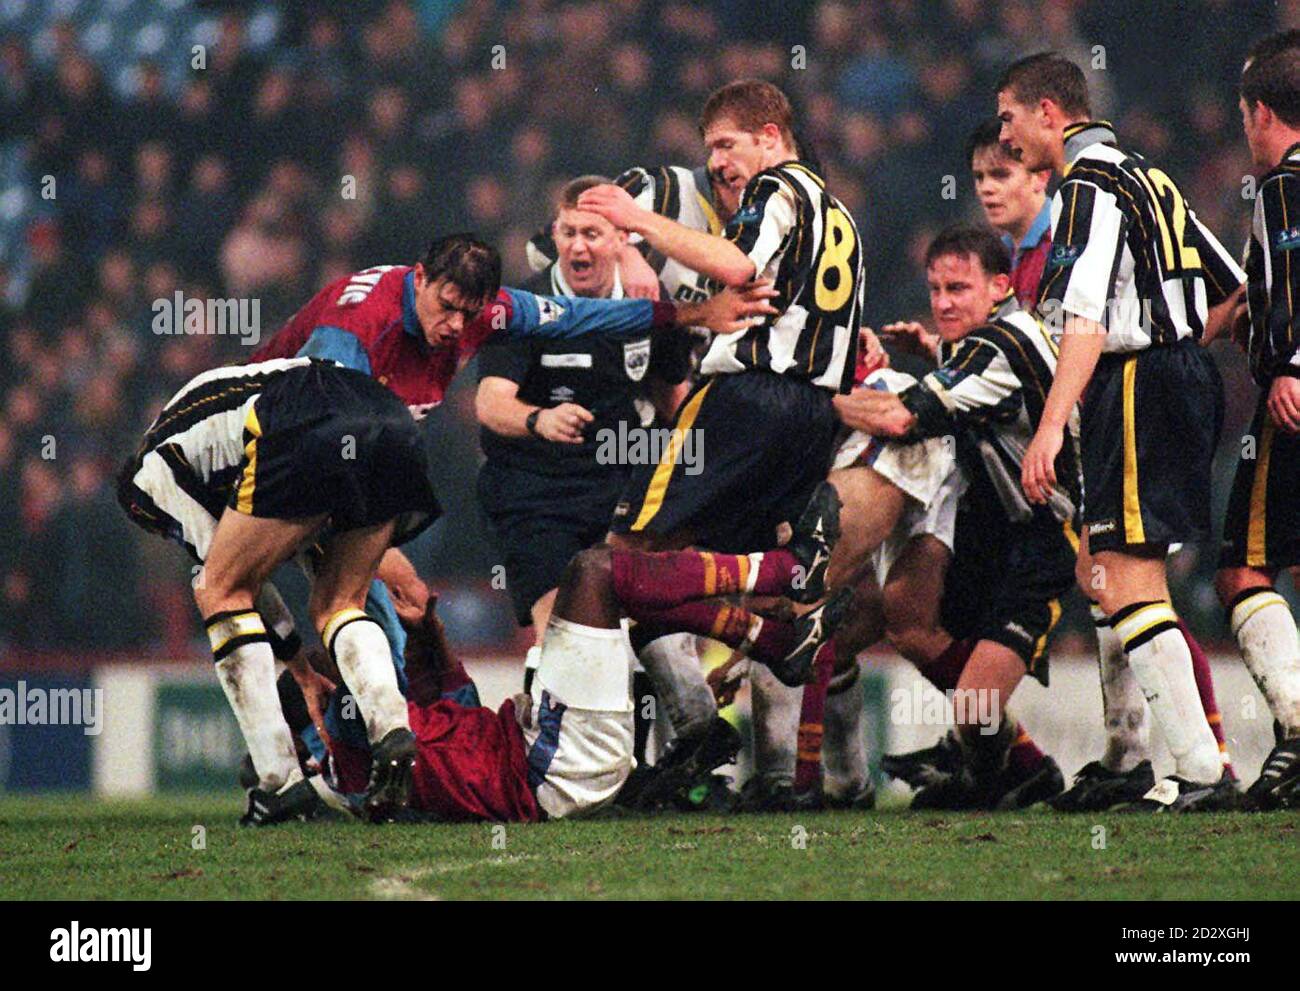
1,796,1296,900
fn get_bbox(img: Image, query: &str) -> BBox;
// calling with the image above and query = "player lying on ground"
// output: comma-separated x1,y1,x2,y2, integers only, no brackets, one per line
118,358,442,824
272,486,847,824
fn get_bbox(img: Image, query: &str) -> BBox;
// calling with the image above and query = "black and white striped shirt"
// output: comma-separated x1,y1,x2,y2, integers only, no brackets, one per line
701,161,864,392
902,294,1082,524
1244,141,1300,384
1038,121,1244,353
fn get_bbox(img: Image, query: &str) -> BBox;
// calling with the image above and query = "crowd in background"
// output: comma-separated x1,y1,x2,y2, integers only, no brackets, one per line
0,0,1291,654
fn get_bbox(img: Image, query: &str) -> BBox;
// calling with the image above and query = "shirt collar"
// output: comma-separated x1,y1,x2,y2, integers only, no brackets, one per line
551,263,624,299
1000,199,1053,257
1280,141,1300,169
989,289,1020,322
401,270,422,339
1063,119,1116,173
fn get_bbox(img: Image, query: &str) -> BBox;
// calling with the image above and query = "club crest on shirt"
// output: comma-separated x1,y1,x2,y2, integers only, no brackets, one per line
1047,244,1081,269
1274,226,1300,251
623,338,651,381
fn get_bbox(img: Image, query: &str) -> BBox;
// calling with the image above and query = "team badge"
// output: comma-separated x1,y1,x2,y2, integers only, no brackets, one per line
623,339,651,381
1047,244,1081,269
1274,226,1300,251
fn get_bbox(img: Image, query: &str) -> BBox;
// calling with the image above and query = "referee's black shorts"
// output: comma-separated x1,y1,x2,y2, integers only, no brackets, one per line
608,370,839,553
233,363,439,543
478,462,629,625
1218,387,1300,570
1080,340,1223,554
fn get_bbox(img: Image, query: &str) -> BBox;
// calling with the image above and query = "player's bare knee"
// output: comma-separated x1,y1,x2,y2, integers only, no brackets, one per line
563,546,613,592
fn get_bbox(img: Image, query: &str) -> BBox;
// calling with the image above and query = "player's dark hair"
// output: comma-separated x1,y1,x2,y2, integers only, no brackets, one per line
965,117,1011,166
420,233,501,303
1242,30,1300,127
925,223,1011,277
556,174,612,214
996,51,1092,119
700,79,796,149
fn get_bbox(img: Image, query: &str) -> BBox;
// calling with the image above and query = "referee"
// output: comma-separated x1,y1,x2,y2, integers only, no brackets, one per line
999,53,1247,811
475,174,691,641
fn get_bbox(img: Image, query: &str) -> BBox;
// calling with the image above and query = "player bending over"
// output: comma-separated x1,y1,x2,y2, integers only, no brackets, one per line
119,358,442,824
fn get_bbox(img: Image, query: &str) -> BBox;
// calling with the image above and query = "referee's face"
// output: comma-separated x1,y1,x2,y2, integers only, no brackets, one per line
554,206,624,297
926,253,1005,342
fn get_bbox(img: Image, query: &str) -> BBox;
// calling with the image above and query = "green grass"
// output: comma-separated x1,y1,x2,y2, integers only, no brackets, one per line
1,795,1296,900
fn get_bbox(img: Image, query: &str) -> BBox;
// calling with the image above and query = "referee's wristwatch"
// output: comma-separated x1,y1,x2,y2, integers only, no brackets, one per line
525,407,543,437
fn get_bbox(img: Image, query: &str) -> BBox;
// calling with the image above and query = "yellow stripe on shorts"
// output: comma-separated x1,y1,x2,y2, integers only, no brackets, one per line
235,404,263,515
1121,356,1145,543
631,382,712,532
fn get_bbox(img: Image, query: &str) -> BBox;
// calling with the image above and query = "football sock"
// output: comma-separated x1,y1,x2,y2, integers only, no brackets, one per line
256,582,303,661
823,663,871,800
1113,601,1222,784
793,641,837,795
1229,588,1300,738
1006,718,1046,774
635,631,715,738
750,661,800,787
206,609,301,791
921,636,974,692
323,608,409,744
1092,601,1148,772
611,547,801,610
1180,618,1235,778
635,602,795,667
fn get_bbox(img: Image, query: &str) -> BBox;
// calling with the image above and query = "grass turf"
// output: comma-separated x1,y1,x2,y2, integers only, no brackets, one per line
0,795,1296,900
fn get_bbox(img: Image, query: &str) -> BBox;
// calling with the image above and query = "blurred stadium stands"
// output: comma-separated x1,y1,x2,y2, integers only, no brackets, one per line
0,0,1295,660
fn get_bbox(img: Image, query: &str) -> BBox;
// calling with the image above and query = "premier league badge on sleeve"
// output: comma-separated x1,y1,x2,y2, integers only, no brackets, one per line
623,338,651,381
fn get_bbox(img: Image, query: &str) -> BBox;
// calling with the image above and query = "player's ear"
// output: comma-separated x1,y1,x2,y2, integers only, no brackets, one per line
413,262,427,290
991,272,1012,297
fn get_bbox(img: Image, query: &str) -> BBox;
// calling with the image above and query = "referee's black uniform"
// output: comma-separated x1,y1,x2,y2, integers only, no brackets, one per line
476,266,690,626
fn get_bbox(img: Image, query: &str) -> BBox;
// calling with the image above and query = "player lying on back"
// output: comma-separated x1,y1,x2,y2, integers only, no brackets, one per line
284,487,849,823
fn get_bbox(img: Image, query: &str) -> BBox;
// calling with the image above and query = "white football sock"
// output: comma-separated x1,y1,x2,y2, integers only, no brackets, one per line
822,662,870,799
1092,602,1149,772
324,609,409,744
1114,602,1221,784
637,632,715,738
1230,589,1300,737
207,610,301,792
750,661,800,787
